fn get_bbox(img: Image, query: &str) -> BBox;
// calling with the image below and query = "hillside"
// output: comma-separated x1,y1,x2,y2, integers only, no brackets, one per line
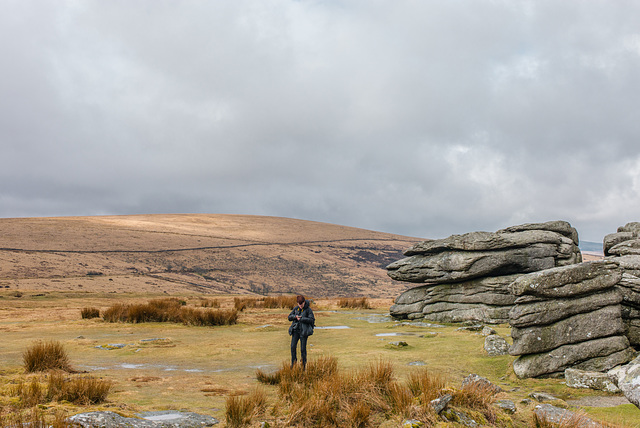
0,214,422,298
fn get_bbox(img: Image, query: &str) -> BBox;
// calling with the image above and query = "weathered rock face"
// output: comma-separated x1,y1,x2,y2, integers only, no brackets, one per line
614,355,640,409
509,260,635,378
388,221,581,324
564,368,620,393
602,222,640,348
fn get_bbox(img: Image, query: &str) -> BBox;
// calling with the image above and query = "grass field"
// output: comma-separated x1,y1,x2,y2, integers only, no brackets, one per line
0,291,638,427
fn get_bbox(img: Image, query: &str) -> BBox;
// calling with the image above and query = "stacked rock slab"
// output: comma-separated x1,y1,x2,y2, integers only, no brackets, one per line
508,260,635,378
603,222,640,347
387,221,581,323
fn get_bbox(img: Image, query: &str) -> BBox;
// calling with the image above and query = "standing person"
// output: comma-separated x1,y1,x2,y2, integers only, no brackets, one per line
288,295,314,369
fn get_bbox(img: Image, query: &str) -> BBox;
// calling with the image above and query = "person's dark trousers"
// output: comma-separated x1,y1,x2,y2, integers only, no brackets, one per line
290,330,307,369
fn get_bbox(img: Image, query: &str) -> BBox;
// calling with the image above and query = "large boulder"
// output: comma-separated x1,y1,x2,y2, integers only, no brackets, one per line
509,288,622,328
508,260,621,299
618,358,640,408
387,244,558,284
609,239,640,256
510,305,625,355
512,335,634,378
388,221,581,324
564,368,620,393
603,224,640,348
509,260,634,378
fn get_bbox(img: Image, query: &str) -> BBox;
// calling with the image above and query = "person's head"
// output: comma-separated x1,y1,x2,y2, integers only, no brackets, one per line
296,295,305,307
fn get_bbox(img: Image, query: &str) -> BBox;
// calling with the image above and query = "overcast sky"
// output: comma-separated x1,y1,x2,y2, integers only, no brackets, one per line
1,1,639,243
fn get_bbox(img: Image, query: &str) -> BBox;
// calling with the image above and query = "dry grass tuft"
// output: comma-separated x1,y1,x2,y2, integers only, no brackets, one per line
337,297,371,309
255,357,445,427
451,379,498,424
225,387,267,427
13,372,112,406
263,295,298,309
407,368,448,404
46,372,112,405
0,407,71,428
234,295,303,311
198,297,220,308
234,297,259,311
23,341,73,373
102,299,237,326
80,307,100,319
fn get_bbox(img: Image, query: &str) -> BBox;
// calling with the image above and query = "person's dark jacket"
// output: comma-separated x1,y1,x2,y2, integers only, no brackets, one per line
288,300,315,337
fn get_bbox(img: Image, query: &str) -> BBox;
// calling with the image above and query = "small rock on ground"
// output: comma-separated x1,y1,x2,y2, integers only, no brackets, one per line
69,410,219,428
496,400,516,414
534,404,602,428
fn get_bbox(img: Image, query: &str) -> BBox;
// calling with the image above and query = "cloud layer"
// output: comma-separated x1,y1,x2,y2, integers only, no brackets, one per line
2,1,639,242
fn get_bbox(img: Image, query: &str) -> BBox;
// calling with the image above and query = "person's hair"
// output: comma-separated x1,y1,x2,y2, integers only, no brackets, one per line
296,295,305,305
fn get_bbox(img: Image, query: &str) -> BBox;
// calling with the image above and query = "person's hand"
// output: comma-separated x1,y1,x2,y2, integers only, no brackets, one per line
296,315,301,320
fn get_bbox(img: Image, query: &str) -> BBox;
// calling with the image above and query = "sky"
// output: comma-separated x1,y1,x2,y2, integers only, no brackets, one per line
1,1,639,243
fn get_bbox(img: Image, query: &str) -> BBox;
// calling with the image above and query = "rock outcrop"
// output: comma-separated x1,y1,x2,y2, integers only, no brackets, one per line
508,260,635,378
387,221,581,323
603,222,640,348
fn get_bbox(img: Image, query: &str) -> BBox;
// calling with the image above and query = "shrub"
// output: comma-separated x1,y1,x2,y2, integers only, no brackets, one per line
23,341,72,373
337,297,371,309
80,307,100,319
225,387,267,427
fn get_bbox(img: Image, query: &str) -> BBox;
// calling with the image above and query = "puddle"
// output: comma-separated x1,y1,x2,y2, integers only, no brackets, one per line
316,326,351,329
81,362,272,374
375,332,420,337
120,363,144,369
396,322,446,328
408,361,427,366
95,343,131,350
144,413,183,421
354,315,393,323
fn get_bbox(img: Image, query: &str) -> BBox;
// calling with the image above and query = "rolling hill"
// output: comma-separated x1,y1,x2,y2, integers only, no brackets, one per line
0,214,422,298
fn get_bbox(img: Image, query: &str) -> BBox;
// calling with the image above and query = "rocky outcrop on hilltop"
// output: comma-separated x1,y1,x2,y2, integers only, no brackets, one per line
603,222,640,348
508,260,635,378
387,221,581,323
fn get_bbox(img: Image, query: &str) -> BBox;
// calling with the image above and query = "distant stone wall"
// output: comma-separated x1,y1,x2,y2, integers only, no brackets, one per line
387,221,581,324
508,260,635,378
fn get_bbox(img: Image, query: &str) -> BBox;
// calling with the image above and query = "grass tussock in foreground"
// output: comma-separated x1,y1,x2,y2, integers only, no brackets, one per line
13,371,112,406
23,341,73,373
102,298,238,326
251,356,505,427
0,407,72,428
1,373,111,428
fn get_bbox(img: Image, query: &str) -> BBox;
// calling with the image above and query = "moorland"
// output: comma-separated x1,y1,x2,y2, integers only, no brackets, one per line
0,214,637,427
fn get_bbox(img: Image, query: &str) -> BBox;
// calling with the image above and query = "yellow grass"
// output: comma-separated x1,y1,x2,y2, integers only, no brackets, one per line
0,292,636,427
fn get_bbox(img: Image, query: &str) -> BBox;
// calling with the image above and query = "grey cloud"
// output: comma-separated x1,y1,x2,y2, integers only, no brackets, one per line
1,1,640,243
